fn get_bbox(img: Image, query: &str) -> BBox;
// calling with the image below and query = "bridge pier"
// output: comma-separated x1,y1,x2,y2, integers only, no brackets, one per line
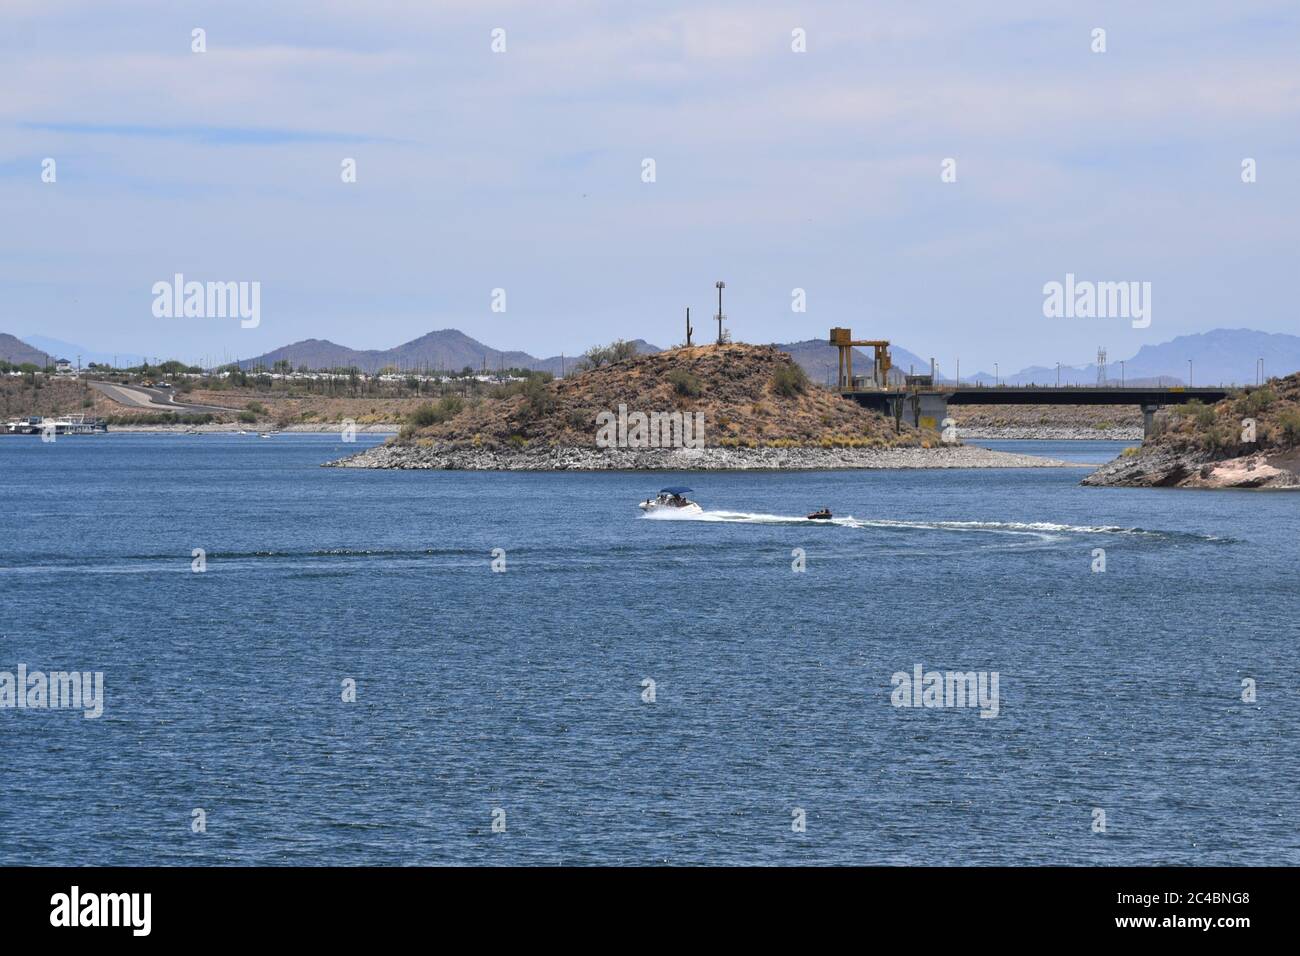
913,392,948,431
1141,404,1161,441
871,393,949,431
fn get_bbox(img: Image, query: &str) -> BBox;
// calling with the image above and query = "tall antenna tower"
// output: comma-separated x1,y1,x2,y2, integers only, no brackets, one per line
1096,347,1107,386
714,281,726,345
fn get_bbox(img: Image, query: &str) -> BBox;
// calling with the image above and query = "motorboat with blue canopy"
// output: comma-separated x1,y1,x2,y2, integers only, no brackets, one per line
639,486,702,515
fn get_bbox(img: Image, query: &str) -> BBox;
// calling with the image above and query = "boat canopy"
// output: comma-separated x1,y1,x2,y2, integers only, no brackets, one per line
659,486,693,495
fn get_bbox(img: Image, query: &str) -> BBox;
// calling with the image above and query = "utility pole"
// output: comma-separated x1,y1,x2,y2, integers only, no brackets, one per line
1120,360,1125,386
955,358,959,386
1056,362,1060,387
1187,359,1192,387
714,281,726,345
995,362,999,387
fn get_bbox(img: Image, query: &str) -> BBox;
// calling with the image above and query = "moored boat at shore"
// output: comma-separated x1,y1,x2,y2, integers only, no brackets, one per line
3,415,108,435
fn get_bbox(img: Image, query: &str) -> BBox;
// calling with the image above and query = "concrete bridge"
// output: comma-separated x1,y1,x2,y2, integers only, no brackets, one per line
843,385,1232,438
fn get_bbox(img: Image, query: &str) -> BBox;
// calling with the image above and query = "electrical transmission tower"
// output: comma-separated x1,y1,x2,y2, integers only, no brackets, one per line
1097,347,1107,387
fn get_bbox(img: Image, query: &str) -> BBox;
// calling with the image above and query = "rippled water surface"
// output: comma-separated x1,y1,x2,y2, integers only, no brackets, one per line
1,434,1296,864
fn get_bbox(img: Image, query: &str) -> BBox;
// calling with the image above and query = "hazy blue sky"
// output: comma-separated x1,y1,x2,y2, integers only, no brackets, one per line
2,0,1297,371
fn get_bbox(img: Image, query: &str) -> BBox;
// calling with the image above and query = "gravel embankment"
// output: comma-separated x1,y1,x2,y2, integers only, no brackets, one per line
959,426,1141,441
325,443,1076,470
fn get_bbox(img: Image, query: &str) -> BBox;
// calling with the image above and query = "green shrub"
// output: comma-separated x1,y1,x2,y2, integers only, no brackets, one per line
1279,409,1300,445
1244,387,1275,416
667,368,703,397
1204,424,1236,454
405,396,460,431
520,375,555,418
1180,399,1216,428
579,340,638,370
772,363,809,398
238,410,257,424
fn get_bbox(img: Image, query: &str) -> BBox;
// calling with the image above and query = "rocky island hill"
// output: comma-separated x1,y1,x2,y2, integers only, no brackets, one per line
1083,372,1300,489
328,343,1068,471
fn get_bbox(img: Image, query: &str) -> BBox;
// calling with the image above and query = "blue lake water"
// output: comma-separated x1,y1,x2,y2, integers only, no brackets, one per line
0,433,1296,865
970,438,1140,464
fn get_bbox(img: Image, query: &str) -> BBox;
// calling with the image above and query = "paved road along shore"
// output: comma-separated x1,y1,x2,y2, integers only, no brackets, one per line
89,380,240,415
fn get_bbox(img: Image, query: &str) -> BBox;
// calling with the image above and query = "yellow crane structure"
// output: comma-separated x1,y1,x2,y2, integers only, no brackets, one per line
830,328,893,390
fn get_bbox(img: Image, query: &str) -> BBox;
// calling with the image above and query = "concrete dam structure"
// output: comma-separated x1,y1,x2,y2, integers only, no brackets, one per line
829,329,1230,438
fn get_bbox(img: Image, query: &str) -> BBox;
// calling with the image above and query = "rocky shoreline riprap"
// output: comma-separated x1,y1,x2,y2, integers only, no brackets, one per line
1078,371,1300,489
325,443,1075,470
1081,448,1300,489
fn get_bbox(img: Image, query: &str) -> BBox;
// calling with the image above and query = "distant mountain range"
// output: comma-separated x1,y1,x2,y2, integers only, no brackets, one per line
953,329,1296,387
3,327,1297,386
231,329,663,377
0,333,51,366
19,335,117,367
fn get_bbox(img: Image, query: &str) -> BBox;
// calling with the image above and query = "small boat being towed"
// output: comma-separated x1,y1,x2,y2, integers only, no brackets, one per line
639,486,703,516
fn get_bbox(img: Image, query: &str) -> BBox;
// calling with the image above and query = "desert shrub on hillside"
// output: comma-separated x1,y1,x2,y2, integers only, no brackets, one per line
772,363,809,398
567,407,594,430
667,368,702,397
1177,399,1216,428
518,375,555,419
1239,386,1275,417
579,339,639,370
1204,424,1237,454
431,395,466,422
484,373,555,421
401,395,465,438
1280,409,1300,444
410,395,467,429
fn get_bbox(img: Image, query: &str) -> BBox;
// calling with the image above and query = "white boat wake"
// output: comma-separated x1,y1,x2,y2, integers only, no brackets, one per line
644,508,1057,538
640,508,1214,541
